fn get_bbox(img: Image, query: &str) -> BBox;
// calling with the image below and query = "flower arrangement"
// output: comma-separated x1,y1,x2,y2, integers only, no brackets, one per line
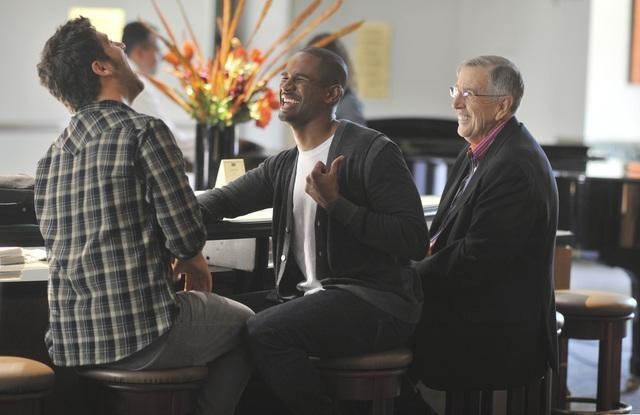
146,0,364,129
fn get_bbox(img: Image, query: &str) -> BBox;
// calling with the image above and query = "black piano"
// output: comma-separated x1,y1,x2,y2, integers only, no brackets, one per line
370,117,640,376
367,118,589,195
367,118,463,195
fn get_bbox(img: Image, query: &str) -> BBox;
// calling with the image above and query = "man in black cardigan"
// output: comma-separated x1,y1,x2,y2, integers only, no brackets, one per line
197,48,428,415
412,56,559,392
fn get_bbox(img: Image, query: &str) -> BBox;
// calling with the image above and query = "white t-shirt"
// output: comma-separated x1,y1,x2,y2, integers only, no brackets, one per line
292,136,333,294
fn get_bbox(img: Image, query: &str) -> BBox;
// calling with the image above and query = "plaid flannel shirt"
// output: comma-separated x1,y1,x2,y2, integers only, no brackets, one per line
35,100,205,366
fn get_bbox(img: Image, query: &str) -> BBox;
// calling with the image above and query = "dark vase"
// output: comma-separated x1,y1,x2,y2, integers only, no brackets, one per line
194,123,236,189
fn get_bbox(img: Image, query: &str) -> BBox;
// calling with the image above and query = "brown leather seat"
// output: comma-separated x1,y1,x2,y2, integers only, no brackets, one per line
310,347,412,415
0,356,54,415
79,366,208,415
553,290,637,414
555,290,637,317
80,365,208,385
311,347,413,371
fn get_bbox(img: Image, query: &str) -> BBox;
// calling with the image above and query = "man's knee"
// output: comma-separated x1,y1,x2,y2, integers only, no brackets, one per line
246,313,269,342
246,312,286,353
196,292,254,323
224,297,255,322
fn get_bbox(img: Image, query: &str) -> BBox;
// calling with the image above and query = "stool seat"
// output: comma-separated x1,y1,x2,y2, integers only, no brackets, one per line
80,366,208,385
80,366,208,415
310,347,412,415
0,356,54,395
553,289,637,414
555,290,637,317
310,347,413,371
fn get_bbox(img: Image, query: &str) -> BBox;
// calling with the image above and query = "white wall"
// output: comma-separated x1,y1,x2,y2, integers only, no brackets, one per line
292,0,457,120
0,0,214,126
293,0,590,144
0,0,215,175
0,0,598,176
453,0,590,144
585,0,640,143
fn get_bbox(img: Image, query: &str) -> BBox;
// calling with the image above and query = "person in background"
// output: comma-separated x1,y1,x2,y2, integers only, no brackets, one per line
412,55,559,398
307,33,366,126
122,21,194,167
36,17,253,415
197,47,428,415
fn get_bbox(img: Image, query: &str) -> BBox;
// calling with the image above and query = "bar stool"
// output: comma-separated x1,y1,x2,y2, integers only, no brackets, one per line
0,356,55,415
79,365,208,415
444,312,565,415
445,376,549,415
553,289,636,414
310,347,412,415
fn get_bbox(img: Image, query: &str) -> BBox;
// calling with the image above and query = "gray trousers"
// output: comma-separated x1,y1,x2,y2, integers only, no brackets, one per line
106,291,254,415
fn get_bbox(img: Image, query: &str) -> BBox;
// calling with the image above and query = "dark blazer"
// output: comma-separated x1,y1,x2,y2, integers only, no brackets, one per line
412,117,559,390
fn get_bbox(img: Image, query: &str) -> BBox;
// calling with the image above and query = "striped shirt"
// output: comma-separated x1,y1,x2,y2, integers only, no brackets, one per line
35,100,205,366
469,118,509,163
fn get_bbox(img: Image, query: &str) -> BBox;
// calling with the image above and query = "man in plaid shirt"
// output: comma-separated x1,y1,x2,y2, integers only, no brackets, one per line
36,17,253,415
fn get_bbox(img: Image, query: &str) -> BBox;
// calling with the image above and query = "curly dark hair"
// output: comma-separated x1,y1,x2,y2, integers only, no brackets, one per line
37,17,110,112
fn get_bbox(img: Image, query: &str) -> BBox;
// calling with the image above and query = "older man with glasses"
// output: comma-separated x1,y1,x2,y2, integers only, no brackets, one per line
411,55,559,394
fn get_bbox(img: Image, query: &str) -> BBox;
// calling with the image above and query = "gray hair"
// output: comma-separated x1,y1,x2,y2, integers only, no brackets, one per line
458,55,524,113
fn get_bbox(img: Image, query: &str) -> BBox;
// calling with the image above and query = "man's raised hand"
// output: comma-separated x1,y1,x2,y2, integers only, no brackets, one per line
305,155,345,209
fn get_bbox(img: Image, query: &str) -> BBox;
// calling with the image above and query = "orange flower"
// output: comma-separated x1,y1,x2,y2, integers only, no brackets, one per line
233,46,247,60
256,103,271,128
182,40,195,61
264,88,280,110
164,51,180,66
249,48,265,64
148,0,363,128
256,116,268,128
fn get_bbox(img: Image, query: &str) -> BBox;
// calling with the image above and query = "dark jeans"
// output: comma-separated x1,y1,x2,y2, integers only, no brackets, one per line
237,288,415,415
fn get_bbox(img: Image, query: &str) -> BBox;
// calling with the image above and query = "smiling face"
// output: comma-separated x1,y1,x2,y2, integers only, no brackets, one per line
452,65,508,144
278,51,337,127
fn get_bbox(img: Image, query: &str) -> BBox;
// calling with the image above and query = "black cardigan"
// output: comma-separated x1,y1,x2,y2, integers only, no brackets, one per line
198,120,429,322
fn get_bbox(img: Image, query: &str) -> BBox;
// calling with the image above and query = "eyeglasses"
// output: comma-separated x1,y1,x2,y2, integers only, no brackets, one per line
449,86,504,99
